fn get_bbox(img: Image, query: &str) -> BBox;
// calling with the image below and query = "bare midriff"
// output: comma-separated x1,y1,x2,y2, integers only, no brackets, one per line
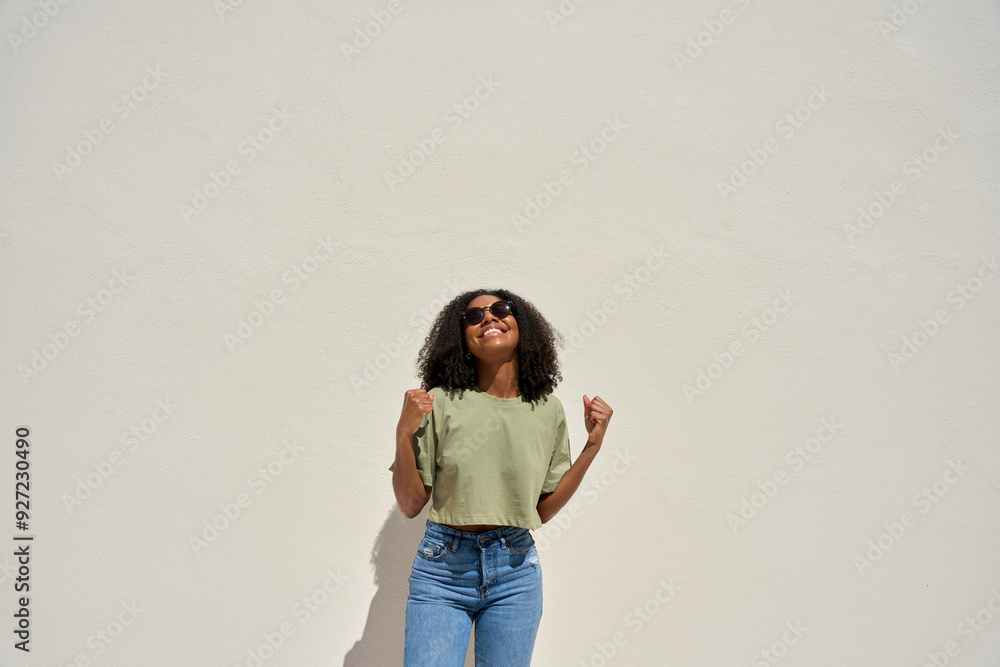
441,523,504,532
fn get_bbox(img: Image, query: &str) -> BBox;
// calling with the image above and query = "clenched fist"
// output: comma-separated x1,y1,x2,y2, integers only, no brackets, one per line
582,395,613,446
398,388,435,436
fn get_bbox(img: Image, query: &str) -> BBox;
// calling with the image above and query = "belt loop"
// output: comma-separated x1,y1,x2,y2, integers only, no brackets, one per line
500,535,507,550
451,533,461,551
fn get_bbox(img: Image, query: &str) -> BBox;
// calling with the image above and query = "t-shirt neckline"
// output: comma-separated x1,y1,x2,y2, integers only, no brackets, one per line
467,385,524,405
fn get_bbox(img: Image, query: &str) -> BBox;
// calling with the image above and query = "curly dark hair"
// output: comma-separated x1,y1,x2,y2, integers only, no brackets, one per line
415,289,564,407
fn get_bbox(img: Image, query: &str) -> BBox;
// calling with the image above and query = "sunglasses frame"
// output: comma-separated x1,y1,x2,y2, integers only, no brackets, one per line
461,299,514,326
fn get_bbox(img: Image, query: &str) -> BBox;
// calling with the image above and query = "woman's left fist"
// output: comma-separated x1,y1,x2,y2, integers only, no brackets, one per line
582,395,613,446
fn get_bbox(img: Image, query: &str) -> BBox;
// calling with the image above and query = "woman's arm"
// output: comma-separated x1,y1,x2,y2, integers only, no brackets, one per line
537,394,613,524
392,426,432,518
536,441,601,524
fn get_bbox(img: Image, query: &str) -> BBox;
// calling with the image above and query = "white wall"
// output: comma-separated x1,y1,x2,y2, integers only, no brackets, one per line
2,1,999,665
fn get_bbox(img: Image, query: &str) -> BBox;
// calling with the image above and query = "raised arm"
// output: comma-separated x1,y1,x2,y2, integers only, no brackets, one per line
393,425,432,518
392,388,436,518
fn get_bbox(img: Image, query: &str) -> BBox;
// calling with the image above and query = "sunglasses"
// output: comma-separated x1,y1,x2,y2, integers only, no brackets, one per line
461,300,513,326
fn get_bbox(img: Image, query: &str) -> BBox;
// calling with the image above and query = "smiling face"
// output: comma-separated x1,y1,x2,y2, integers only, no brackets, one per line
462,294,519,361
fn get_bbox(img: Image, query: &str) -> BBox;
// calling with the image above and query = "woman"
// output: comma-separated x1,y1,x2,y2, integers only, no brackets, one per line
389,289,613,666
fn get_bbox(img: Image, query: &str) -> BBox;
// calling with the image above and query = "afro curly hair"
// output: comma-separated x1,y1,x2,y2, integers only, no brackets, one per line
414,289,565,407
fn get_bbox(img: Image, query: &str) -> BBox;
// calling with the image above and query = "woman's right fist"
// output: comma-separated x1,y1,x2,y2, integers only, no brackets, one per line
398,388,435,435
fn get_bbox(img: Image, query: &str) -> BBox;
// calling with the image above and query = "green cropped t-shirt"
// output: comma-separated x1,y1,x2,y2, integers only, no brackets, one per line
389,384,572,530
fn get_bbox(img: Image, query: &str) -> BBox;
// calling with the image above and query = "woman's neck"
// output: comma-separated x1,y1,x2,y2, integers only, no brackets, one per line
475,360,520,398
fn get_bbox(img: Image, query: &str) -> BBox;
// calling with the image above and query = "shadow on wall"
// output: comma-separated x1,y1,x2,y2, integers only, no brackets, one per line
343,507,476,667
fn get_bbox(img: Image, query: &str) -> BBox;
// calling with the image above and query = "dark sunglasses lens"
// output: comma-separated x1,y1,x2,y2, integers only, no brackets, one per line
464,302,509,325
490,302,510,318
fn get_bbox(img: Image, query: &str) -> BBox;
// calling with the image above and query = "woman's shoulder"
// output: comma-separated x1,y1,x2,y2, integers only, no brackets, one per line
425,384,467,405
538,392,566,418
427,384,459,398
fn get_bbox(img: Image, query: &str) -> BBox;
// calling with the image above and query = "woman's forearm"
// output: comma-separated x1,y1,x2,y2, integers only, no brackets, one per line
392,427,430,518
536,440,602,524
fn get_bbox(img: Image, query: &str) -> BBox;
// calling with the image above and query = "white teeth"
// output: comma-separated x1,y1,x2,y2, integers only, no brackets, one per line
482,328,504,337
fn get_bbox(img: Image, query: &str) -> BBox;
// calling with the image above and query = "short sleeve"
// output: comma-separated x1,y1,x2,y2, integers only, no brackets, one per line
388,407,437,487
541,405,571,494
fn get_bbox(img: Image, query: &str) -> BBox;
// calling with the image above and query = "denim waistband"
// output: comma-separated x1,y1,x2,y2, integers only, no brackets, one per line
425,519,525,542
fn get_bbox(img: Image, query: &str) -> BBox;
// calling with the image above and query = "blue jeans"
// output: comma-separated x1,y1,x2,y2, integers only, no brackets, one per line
404,519,543,666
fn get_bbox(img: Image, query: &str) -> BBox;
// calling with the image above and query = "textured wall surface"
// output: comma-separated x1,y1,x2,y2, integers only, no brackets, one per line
2,1,999,665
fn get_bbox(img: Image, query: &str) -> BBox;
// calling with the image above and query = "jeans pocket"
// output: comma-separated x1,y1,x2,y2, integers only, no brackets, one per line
507,530,535,555
416,535,448,561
